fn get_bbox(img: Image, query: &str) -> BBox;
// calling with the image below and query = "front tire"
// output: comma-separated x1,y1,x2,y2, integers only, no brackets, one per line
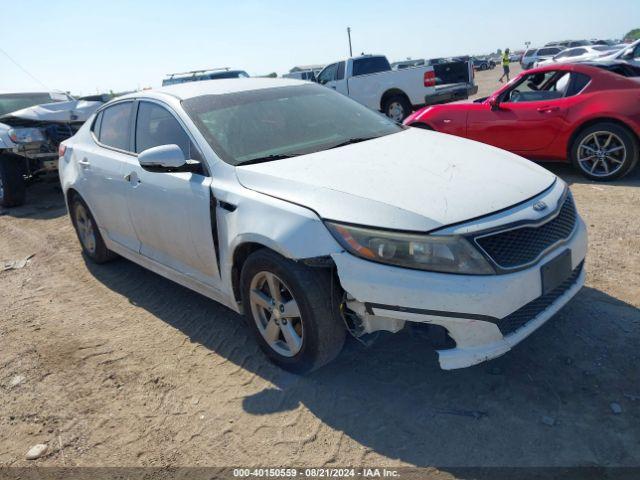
69,195,117,263
0,154,26,207
240,249,346,374
383,95,412,122
570,122,638,181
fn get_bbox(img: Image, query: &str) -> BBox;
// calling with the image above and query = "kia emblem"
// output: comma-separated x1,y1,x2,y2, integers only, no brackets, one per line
533,201,548,212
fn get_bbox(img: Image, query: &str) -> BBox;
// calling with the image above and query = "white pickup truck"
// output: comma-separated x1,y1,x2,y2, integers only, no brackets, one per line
316,54,477,121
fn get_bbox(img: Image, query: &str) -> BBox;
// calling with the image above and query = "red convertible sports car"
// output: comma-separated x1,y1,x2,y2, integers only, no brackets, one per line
404,62,640,181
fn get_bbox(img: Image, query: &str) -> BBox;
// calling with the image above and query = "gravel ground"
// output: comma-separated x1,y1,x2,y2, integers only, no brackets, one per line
0,67,639,475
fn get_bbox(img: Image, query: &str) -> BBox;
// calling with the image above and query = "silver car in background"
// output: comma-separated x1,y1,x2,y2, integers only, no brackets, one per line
520,47,564,70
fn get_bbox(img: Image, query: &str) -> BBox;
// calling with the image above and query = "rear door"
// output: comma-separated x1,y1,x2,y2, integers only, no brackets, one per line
123,100,220,287
83,100,140,252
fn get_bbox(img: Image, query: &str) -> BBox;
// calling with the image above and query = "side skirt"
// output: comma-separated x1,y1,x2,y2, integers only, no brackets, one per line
102,229,241,314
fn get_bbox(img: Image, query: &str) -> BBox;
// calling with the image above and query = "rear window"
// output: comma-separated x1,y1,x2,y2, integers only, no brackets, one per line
352,56,390,76
98,102,133,151
538,48,562,56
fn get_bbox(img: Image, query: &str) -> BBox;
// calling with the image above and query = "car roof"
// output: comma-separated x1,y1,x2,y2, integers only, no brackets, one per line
119,77,308,101
524,63,610,75
520,62,640,87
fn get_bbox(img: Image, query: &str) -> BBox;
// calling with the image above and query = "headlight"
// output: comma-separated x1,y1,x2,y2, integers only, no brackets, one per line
326,222,495,274
8,127,46,144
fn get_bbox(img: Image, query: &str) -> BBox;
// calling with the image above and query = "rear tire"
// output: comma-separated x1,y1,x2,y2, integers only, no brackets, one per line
0,154,26,207
383,95,412,122
240,249,346,374
69,194,118,263
570,122,638,181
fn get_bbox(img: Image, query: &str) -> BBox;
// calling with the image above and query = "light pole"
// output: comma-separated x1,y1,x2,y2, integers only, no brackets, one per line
347,27,353,57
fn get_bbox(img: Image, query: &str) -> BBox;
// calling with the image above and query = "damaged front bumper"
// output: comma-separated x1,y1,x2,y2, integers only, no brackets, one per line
331,217,588,370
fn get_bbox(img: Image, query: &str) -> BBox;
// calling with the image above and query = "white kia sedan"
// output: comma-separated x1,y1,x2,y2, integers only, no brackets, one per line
59,78,587,373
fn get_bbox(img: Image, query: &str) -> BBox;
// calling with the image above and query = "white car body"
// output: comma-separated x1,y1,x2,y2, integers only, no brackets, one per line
59,78,587,371
318,55,476,121
534,45,625,68
596,39,640,67
318,55,436,111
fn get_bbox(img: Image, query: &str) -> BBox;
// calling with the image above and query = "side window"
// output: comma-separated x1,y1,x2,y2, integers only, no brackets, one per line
503,71,560,102
566,72,591,96
317,63,338,84
352,57,390,76
135,102,201,160
571,48,588,57
91,111,103,138
336,61,345,81
99,102,133,151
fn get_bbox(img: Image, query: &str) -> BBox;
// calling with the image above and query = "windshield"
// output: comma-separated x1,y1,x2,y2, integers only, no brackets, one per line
0,93,53,116
182,84,403,165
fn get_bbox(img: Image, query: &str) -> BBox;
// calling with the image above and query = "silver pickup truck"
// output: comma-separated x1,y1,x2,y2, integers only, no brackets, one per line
316,54,477,121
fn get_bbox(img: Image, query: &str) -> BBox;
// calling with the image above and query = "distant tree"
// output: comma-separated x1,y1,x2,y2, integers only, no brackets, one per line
623,28,640,41
496,49,502,56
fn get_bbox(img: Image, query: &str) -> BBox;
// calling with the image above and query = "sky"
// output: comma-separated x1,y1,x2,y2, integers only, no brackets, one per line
1,0,637,95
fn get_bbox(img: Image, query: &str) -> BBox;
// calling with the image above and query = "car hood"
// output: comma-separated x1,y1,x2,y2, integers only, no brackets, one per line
235,128,556,231
0,99,103,125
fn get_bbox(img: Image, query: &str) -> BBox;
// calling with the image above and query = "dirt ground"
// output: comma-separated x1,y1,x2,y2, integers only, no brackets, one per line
1,67,639,476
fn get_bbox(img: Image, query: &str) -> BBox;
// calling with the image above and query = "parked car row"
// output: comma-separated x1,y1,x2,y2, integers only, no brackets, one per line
58,77,588,373
522,40,638,70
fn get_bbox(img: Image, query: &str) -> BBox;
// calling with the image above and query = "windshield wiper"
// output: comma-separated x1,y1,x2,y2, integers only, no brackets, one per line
236,154,298,166
327,136,378,150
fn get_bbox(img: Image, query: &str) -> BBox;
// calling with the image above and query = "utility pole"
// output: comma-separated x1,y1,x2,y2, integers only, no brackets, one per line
347,27,353,57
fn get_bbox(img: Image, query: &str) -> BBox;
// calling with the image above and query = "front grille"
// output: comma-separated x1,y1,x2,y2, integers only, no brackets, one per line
475,194,577,270
497,261,583,336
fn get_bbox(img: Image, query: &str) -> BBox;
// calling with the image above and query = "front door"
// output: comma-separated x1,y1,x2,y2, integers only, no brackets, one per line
467,70,571,152
124,100,220,287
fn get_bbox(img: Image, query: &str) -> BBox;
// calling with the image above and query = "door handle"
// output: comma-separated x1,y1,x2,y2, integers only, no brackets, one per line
124,172,141,184
78,158,90,166
537,106,560,113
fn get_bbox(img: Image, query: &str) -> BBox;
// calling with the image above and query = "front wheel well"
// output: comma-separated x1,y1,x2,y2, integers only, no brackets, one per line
66,187,80,206
231,242,266,303
380,89,411,111
568,117,638,155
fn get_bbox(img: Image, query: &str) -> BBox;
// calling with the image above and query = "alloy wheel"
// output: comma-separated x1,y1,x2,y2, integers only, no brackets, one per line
74,203,97,254
577,131,627,178
249,271,304,357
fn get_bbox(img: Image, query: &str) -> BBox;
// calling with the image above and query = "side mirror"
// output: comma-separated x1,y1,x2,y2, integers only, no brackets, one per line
138,144,186,170
489,97,501,110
